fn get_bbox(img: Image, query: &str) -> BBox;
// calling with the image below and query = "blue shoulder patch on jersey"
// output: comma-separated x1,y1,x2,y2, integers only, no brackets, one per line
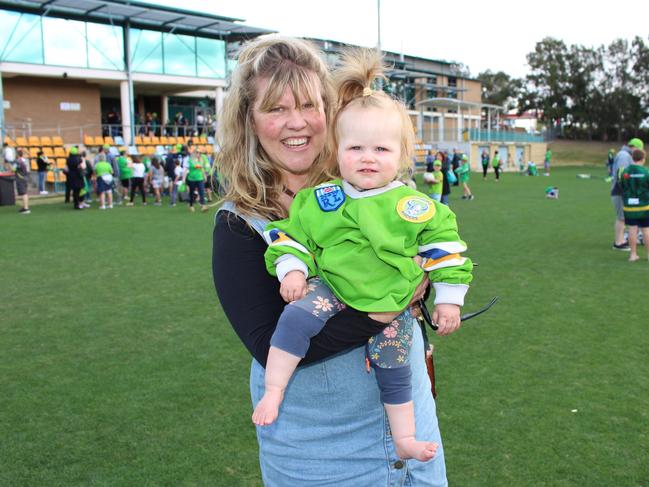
314,184,345,212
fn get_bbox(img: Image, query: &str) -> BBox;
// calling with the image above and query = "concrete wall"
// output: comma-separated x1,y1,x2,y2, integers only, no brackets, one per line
3,76,101,143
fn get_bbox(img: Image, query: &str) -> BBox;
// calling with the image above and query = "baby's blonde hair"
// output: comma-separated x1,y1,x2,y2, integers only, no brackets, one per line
332,48,415,178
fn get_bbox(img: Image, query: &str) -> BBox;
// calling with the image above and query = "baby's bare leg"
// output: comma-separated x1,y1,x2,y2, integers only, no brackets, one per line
252,347,301,426
385,401,438,462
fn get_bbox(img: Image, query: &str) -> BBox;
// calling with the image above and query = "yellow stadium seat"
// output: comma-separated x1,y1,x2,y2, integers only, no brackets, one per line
168,136,177,145
46,171,56,183
191,137,200,144
40,136,52,146
136,146,145,154
199,136,208,143
150,136,160,145
43,147,54,157
160,136,169,145
28,136,40,147
93,136,104,146
104,136,115,146
205,145,214,154
56,158,67,168
142,136,151,145
52,136,64,146
84,135,94,146
4,136,14,146
31,160,38,170
16,136,28,146
134,136,144,145
29,147,40,158
54,147,66,158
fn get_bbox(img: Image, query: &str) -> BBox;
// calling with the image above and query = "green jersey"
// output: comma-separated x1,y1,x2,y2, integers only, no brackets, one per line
117,156,132,179
94,161,113,177
431,170,443,196
264,180,473,312
491,154,501,168
456,161,470,183
187,158,206,182
620,164,649,219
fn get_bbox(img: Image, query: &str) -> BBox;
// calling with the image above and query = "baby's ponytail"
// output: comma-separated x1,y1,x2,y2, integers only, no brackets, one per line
334,48,387,110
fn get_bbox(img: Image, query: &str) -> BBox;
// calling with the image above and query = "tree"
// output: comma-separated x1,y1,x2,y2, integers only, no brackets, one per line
477,70,522,110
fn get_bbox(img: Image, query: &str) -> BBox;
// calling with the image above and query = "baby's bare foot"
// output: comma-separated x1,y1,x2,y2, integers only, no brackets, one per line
394,437,438,462
251,388,284,426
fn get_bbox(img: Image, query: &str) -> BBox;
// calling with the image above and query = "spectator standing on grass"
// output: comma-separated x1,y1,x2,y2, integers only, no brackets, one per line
439,151,451,206
607,148,615,176
169,158,183,207
492,150,501,181
148,157,164,205
14,148,30,214
3,143,16,168
213,36,456,485
127,156,146,206
36,150,51,194
116,150,132,204
611,138,644,251
619,148,649,262
450,148,460,186
81,150,93,204
94,156,114,209
544,148,552,176
66,147,86,210
481,148,489,180
183,150,208,212
456,154,474,200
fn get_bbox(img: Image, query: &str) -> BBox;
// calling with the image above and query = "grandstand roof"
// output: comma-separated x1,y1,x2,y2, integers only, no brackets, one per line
0,0,273,41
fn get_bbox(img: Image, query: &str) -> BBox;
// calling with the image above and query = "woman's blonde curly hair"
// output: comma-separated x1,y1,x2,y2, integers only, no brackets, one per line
332,48,415,179
216,35,337,220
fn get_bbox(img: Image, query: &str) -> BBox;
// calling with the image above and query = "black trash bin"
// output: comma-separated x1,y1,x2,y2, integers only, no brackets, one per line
0,173,16,206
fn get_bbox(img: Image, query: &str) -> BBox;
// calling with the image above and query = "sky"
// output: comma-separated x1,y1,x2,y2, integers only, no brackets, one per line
154,0,649,78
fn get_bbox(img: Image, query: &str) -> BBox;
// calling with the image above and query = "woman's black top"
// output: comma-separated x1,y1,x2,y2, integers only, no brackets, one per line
66,154,85,189
212,210,387,367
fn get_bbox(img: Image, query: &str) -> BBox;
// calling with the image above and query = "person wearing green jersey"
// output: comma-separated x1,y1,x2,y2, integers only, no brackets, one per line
491,150,501,181
456,154,474,200
116,150,133,203
620,148,649,262
183,151,208,212
429,160,443,201
94,158,114,209
544,149,552,176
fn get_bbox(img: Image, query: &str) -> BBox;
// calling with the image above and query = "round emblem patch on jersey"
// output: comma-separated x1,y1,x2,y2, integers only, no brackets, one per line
396,196,435,223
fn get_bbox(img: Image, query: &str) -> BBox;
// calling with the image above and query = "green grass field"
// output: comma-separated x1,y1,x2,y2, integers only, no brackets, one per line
1,166,648,486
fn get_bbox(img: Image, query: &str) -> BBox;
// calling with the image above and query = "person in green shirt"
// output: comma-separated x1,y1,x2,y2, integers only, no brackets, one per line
94,159,114,209
492,151,501,181
620,149,649,262
183,151,208,212
544,149,552,176
116,150,132,203
429,160,443,201
455,154,474,200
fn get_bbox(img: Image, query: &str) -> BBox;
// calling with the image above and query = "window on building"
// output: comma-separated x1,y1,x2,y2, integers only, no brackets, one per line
163,33,196,76
197,37,226,78
130,28,163,74
87,23,124,70
427,76,437,99
42,17,87,67
448,76,457,99
0,10,43,64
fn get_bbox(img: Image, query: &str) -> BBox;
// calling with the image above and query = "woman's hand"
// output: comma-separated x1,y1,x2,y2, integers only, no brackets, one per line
432,303,461,336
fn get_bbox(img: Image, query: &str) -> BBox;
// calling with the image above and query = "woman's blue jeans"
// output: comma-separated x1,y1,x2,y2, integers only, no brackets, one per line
250,316,448,486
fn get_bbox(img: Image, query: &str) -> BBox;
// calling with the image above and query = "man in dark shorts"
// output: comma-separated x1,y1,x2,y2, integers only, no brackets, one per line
620,148,649,262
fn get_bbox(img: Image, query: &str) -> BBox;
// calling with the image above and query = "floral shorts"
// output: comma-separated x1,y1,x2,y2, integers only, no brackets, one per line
295,277,413,369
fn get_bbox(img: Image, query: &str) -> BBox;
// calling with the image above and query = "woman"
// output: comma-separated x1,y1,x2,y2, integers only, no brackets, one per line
212,36,459,486
66,147,86,210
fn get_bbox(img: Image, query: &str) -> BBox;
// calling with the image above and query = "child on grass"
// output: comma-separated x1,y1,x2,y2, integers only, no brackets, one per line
254,48,473,462
620,149,649,262
455,154,474,200
427,159,443,201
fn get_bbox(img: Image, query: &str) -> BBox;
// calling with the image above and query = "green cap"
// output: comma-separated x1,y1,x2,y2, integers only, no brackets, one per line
628,138,644,150
103,143,110,149
461,154,468,161
175,143,183,152
69,146,78,155
433,160,442,167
